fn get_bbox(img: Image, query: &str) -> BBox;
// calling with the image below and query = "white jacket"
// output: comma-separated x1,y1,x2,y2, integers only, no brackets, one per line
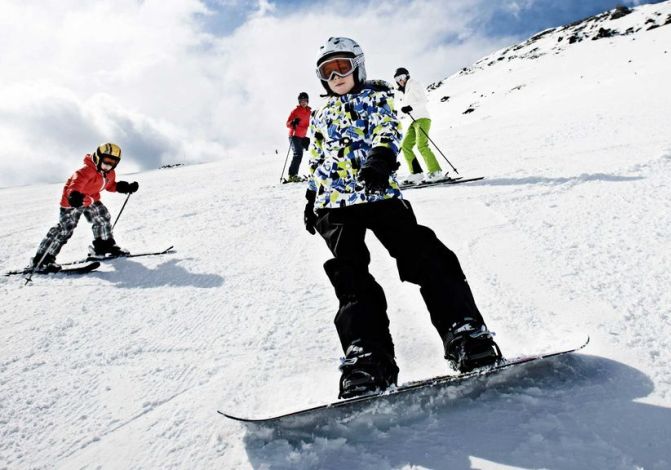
396,77,430,120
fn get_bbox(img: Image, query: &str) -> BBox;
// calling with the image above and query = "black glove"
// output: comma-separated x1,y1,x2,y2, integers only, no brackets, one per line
302,137,310,150
116,181,139,194
401,106,413,114
291,117,300,128
68,191,84,208
304,190,317,235
358,147,398,193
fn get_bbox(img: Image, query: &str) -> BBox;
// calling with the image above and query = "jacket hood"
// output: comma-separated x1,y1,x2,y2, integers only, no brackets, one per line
83,154,97,168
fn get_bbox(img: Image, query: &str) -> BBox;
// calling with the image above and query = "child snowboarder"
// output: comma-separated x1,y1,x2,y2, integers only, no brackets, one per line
394,66,444,184
284,92,312,182
30,143,139,272
304,37,501,399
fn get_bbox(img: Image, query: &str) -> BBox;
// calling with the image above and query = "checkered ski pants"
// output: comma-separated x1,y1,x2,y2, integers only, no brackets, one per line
37,202,113,256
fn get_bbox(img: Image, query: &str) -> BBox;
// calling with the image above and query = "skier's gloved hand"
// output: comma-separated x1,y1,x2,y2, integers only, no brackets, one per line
291,117,300,128
116,181,139,194
401,106,413,114
304,190,317,235
68,191,84,208
359,147,398,193
302,137,310,151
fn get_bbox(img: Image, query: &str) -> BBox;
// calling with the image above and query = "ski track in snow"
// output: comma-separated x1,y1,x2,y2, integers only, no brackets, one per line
2,3,671,468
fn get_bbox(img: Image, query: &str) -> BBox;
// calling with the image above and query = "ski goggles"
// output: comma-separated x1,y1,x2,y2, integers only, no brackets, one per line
100,156,119,169
394,74,408,84
316,55,364,81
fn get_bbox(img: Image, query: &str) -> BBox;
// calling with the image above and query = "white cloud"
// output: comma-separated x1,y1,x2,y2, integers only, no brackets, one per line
0,0,516,187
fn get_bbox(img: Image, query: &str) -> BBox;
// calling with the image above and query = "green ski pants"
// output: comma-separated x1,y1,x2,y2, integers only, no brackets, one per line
401,118,442,174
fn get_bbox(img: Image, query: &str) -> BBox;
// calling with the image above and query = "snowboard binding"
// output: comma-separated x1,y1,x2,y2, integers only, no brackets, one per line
338,343,399,399
444,320,503,373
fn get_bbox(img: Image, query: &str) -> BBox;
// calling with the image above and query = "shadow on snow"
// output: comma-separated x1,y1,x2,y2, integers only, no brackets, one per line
466,173,644,187
89,258,224,289
239,354,670,470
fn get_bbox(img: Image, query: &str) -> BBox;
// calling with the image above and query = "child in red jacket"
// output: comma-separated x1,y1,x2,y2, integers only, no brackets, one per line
30,143,139,272
284,92,312,182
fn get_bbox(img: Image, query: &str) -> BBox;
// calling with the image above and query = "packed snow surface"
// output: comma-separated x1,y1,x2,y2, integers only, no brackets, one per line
1,2,670,469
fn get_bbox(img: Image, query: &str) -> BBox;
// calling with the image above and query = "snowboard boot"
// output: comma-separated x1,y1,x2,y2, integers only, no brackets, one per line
443,319,502,373
90,237,130,258
31,253,61,273
338,342,399,399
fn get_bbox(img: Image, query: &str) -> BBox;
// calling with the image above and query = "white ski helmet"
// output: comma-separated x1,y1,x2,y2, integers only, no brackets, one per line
315,37,367,93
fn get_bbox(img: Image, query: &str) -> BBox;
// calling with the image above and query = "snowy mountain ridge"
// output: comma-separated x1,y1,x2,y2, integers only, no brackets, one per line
2,2,671,468
430,1,671,86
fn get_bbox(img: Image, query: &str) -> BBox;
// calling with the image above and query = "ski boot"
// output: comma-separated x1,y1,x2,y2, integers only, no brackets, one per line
402,173,424,185
443,319,503,373
90,237,130,258
338,342,399,399
285,175,303,183
423,171,445,183
31,253,61,273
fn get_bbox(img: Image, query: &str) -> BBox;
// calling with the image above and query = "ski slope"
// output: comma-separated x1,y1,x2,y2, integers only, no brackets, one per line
1,2,671,468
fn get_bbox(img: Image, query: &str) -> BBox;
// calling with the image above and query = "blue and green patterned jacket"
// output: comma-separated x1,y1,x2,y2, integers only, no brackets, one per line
307,81,403,209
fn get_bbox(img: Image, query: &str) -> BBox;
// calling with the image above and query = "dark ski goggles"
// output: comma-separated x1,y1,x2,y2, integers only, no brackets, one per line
316,56,363,81
100,156,119,169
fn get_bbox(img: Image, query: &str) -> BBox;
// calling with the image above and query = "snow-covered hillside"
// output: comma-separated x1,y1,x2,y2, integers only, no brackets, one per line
2,2,671,468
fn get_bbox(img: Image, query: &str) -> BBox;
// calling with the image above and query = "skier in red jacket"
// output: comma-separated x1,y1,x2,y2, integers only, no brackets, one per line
30,143,139,272
284,92,312,182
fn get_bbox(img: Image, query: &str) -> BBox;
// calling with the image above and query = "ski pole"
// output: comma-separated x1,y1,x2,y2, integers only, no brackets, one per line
279,129,295,183
408,112,459,175
112,193,131,230
24,237,58,285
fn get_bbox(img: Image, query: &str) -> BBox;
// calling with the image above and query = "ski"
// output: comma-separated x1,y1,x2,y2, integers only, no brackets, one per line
219,336,589,425
400,176,485,190
5,261,101,277
59,246,175,267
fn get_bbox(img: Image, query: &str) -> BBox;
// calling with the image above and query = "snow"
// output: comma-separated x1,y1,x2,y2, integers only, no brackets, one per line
2,2,671,468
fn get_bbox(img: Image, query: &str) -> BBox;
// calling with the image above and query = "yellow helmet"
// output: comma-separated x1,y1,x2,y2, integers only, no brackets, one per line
93,143,122,170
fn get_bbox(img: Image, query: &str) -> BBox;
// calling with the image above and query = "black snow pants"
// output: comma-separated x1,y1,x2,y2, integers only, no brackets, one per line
315,197,485,362
288,136,306,177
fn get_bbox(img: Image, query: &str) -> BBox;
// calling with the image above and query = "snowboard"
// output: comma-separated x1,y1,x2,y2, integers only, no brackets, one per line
400,176,485,190
219,337,589,426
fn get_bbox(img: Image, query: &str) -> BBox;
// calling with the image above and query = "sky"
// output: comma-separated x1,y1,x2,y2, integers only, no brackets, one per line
0,0,664,187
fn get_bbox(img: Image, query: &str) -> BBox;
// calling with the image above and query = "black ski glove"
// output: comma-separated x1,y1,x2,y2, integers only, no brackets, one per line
304,190,317,235
358,147,398,193
116,181,139,194
291,117,300,128
68,191,84,208
401,105,413,114
302,137,310,150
